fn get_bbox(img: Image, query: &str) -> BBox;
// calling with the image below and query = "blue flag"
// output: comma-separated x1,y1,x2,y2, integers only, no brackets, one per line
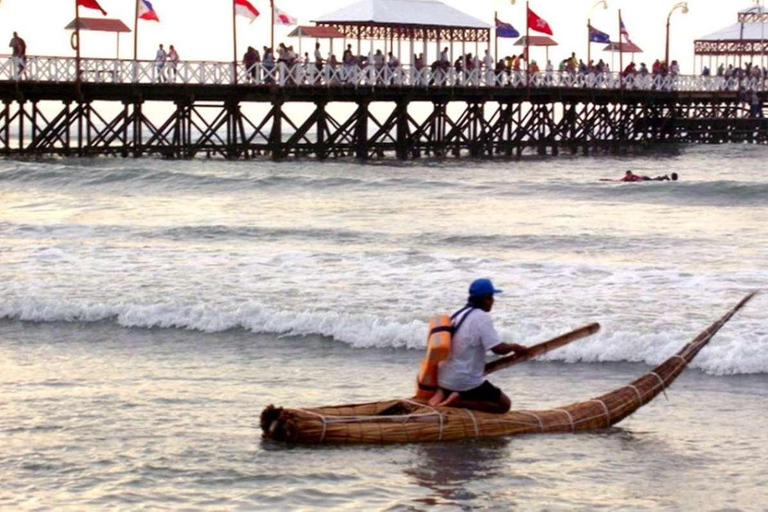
496,18,520,39
589,25,611,44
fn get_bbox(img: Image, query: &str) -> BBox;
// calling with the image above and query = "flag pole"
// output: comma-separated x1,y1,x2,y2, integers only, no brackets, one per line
494,11,498,63
587,19,591,66
525,1,530,86
232,0,238,85
618,9,623,88
133,0,139,61
75,0,81,88
270,0,275,50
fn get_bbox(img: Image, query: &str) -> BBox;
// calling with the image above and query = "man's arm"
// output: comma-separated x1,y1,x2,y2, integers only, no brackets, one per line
491,342,528,356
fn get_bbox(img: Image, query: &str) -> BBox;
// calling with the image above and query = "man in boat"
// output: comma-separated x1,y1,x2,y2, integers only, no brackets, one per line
428,278,528,414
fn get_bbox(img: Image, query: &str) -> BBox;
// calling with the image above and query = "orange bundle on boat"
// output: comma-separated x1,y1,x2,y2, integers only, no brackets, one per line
415,315,452,400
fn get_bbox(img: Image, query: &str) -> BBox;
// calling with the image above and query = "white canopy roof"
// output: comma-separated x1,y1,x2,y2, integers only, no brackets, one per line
698,22,768,41
739,5,767,14
312,0,491,29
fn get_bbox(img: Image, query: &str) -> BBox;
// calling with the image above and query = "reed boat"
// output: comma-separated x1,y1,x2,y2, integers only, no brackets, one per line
260,293,755,445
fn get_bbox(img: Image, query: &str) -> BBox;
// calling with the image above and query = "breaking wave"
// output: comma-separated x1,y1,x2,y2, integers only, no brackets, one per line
1,298,765,376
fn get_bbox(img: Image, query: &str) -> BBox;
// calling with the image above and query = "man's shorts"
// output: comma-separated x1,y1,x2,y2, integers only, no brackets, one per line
447,381,502,402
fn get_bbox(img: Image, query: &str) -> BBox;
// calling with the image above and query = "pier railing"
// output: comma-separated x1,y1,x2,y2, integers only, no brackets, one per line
1,55,766,92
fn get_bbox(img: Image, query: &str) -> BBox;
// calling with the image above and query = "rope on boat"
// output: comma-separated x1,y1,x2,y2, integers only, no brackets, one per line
402,399,444,441
400,400,436,423
573,412,610,427
463,409,480,439
649,371,670,401
294,400,455,443
555,409,575,432
295,408,329,443
587,399,611,427
295,401,450,442
517,411,544,432
296,412,438,423
627,384,644,406
669,355,691,384
680,338,708,360
476,418,553,428
679,299,741,359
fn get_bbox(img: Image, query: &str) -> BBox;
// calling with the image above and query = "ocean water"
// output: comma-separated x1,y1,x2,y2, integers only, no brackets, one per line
1,146,766,510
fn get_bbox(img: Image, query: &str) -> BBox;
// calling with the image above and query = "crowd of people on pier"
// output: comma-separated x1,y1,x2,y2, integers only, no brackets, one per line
700,61,766,117
2,27,766,112
236,42,631,87
232,41,727,93
620,59,681,78
702,61,766,80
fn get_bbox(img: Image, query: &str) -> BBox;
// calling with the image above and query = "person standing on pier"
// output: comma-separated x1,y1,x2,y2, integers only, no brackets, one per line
343,44,353,65
302,52,311,83
387,52,400,77
483,50,494,85
545,60,554,85
244,46,258,83
314,43,324,73
8,31,26,78
253,47,261,82
155,44,167,83
277,43,287,65
167,45,179,82
439,46,450,75
750,90,763,118
263,47,275,84
566,52,578,75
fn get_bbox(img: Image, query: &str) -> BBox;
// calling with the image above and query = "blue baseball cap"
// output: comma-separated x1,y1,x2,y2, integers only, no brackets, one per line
469,278,503,298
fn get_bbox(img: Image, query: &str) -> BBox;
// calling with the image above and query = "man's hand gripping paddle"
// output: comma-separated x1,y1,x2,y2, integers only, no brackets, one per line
484,322,601,376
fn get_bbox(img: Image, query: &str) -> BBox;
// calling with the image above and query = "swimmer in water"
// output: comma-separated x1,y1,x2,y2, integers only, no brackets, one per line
651,172,679,181
603,171,679,182
620,170,644,182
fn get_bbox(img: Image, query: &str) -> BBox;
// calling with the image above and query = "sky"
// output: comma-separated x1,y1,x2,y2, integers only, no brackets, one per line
0,0,761,73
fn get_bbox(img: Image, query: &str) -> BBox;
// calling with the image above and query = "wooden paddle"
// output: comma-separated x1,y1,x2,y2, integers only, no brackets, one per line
484,322,601,376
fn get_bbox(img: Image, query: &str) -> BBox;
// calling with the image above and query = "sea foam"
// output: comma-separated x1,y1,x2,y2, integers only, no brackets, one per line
1,297,764,376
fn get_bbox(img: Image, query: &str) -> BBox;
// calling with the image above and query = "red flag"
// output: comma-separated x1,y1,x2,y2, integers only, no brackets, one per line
138,0,160,22
77,0,107,16
527,7,553,35
234,0,260,23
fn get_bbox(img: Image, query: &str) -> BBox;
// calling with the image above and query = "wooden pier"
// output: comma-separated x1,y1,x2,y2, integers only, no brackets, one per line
0,57,766,160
